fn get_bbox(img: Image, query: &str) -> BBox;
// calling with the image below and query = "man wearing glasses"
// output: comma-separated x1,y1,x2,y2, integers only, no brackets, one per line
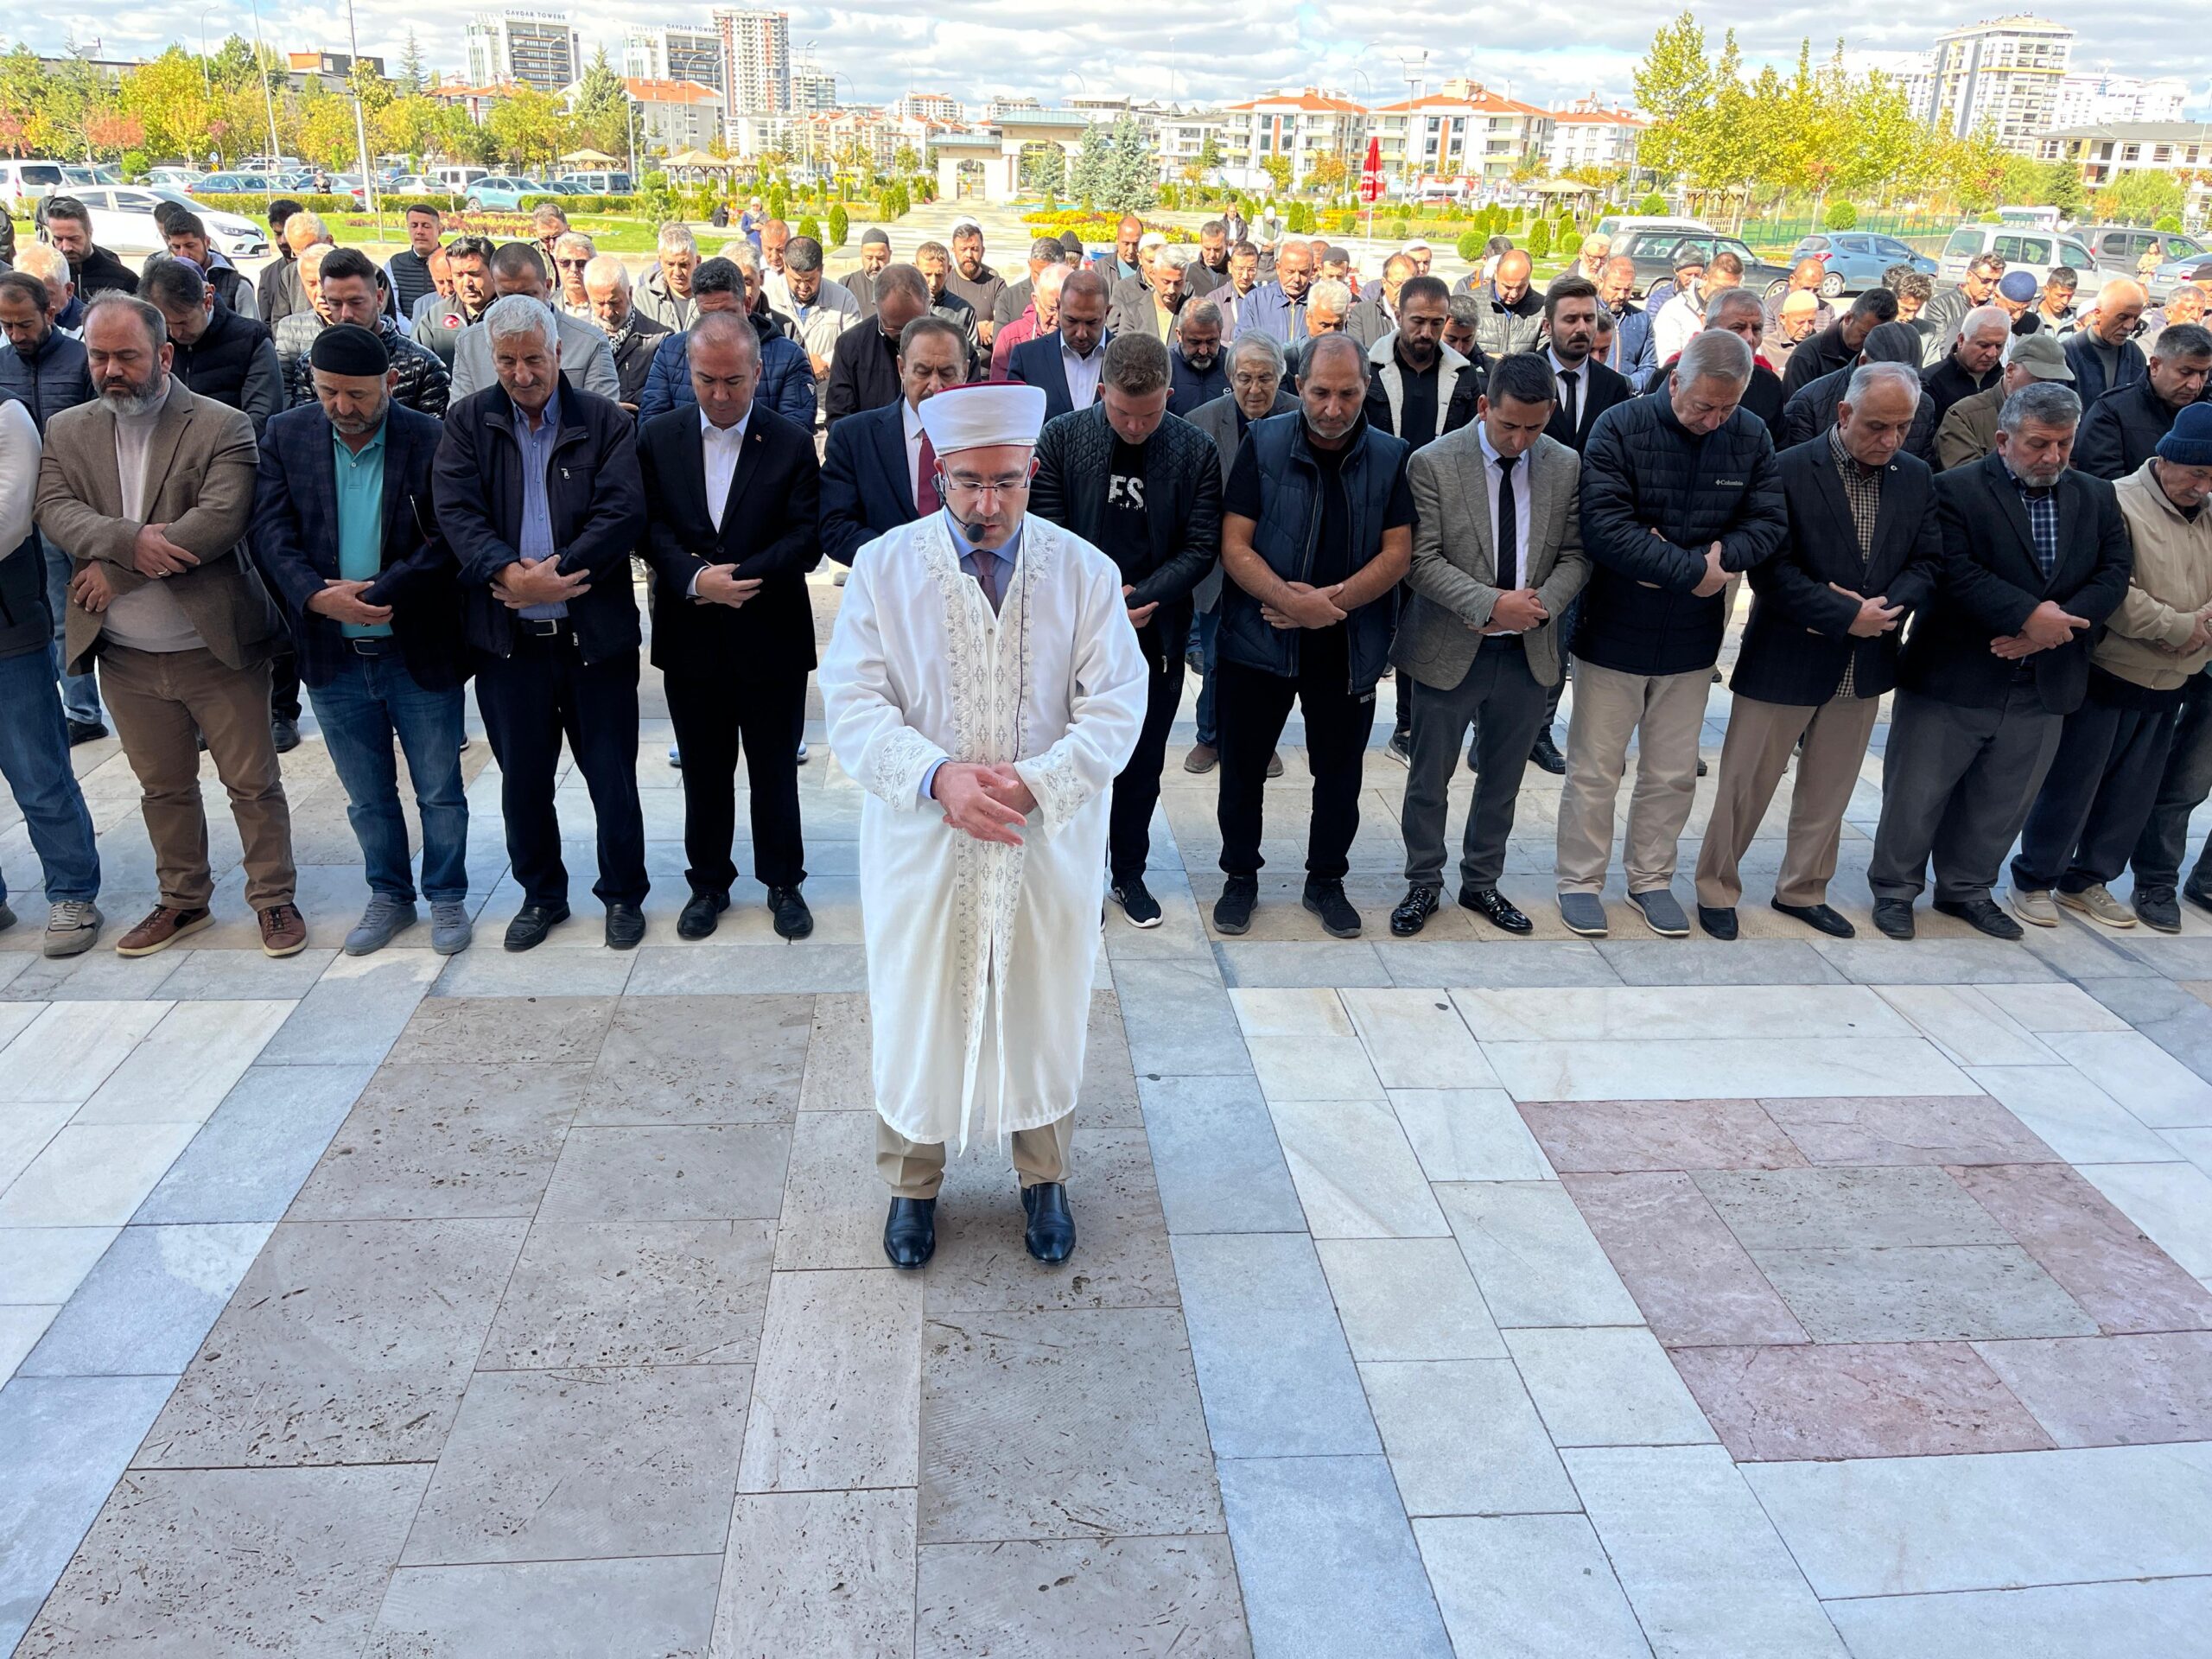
821,382,1148,1273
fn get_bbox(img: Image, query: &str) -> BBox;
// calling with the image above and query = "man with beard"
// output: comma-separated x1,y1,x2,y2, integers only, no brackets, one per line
638,223,702,332
275,247,450,418
1168,297,1227,415
943,219,1005,347
1348,253,1416,350
37,196,137,298
411,234,497,370
1597,256,1654,385
582,254,670,414
143,258,283,438
841,228,894,315
1185,220,1231,296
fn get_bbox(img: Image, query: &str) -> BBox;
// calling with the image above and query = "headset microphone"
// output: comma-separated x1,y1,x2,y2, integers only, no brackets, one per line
957,515,989,543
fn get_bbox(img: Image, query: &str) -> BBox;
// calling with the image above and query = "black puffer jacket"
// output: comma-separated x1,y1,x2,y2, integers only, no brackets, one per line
1573,391,1788,677
2074,378,2179,481
0,331,94,432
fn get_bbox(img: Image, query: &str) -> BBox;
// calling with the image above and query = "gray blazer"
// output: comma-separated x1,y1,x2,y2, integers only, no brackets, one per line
448,308,622,405
1186,389,1298,612
1395,427,1588,690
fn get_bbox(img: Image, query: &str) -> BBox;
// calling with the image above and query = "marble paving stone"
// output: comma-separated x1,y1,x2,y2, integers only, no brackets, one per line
21,1222,273,1378
132,1063,375,1225
1216,940,1394,988
0,1121,200,1227
1377,939,1623,988
1359,1358,1580,1516
1519,1098,1804,1173
1948,1162,2212,1334
365,1554,721,1658
1670,1342,2056,1462
1172,1233,1380,1458
797,992,873,1112
290,1062,588,1221
2075,976,2212,1087
1814,938,2063,986
402,1364,751,1565
738,1268,922,1494
1455,983,1908,1044
1228,986,1354,1037
1216,1455,1453,1659
1694,1165,2011,1251
1976,979,2134,1033
1967,1065,2185,1164
2166,1123,2212,1175
1826,1574,2212,1659
1267,1098,1449,1238
624,943,868,995
430,943,639,998
918,1307,1220,1542
0,1305,55,1377
713,1489,917,1659
1484,1036,1976,1103
1433,1180,1646,1329
387,993,617,1065
1389,1088,1554,1181
1974,1332,2212,1447
1315,1237,1506,1362
537,1123,791,1222
135,1217,527,1468
1414,1514,1652,1659
1763,1094,2057,1167
0,1001,170,1103
252,947,442,1067
1245,1034,1389,1101
1504,1326,1718,1448
913,1535,1249,1658
0,1375,179,1652
772,1109,898,1270
2046,1030,2212,1126
1077,990,1145,1127
1872,985,2059,1067
2078,1160,2212,1278
1751,1243,2101,1343
1113,957,1254,1076
0,1099,73,1195
1595,938,1844,987
74,999,293,1124
1565,1444,1848,1659
1137,1074,1306,1236
0,1228,118,1306
1742,1441,2212,1599
2125,936,2212,977
0,950,187,1005
1339,988,1497,1089
580,994,812,1125
150,945,337,1001
0,1001,40,1046
15,1464,430,1659
479,1219,775,1369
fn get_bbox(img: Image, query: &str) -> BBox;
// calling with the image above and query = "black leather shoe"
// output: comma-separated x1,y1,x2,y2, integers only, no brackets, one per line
678,890,728,940
768,886,813,940
2185,878,2212,917
1022,1182,1076,1263
1390,885,1440,937
1214,875,1258,936
1697,905,1738,940
2138,887,2183,935
1872,899,1916,940
883,1197,937,1268
1934,896,2023,941
605,902,646,949
1773,899,1854,938
1461,886,1532,934
270,716,301,753
503,900,570,951
1301,878,1363,938
1529,733,1566,775
66,719,107,747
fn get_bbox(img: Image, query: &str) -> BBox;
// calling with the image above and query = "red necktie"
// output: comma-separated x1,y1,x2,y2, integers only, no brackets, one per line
916,433,941,515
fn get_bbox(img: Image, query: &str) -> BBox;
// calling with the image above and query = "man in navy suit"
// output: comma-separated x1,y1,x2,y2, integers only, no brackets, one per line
251,324,473,957
1007,268,1110,421
819,315,969,568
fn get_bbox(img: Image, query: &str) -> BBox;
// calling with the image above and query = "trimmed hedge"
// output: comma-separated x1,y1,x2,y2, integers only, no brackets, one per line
515,194,639,214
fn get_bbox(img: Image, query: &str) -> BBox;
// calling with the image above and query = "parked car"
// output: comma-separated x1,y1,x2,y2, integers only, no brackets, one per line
2148,252,2212,302
1783,232,1938,296
1612,226,1796,301
2076,224,2207,283
190,171,285,196
142,166,206,189
1591,213,1712,243
60,165,123,187
556,170,632,195
462,175,551,211
1936,223,2098,287
384,175,447,197
59,186,270,258
0,158,71,215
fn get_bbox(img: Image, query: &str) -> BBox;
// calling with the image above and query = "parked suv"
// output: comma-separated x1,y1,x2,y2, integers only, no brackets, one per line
1612,226,1796,300
2077,224,2207,283
1783,232,1938,296
1937,223,2098,287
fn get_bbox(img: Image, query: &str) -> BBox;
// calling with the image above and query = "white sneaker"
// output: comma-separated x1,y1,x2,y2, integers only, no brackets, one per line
2008,886,2060,928
43,899,103,958
2056,884,2138,929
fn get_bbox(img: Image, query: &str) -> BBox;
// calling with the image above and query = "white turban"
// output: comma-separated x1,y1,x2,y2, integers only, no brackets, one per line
918,383,1047,457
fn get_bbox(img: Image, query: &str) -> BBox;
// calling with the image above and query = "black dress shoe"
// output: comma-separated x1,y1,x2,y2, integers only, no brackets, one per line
1390,885,1440,937
270,716,301,753
883,1197,937,1268
1871,899,1916,940
768,886,813,939
504,900,570,951
66,718,107,747
678,890,728,940
1021,1182,1076,1263
605,901,647,949
1934,896,2023,941
1772,899,1854,938
1529,733,1566,775
1461,886,1532,934
1697,905,1738,940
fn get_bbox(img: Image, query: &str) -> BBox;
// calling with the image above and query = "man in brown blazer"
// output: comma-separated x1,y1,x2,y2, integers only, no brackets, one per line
35,295,305,958
1389,352,1590,938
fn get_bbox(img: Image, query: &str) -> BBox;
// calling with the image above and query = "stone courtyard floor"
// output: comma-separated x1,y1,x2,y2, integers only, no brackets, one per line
4,575,2212,1656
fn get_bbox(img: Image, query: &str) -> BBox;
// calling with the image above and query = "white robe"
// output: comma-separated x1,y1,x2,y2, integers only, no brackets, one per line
820,510,1148,1149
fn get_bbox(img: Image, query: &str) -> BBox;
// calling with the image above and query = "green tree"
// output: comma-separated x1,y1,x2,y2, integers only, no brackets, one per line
1527,219,1552,260
2095,169,2183,225
1067,121,1112,207
1260,154,1293,196
569,48,631,157
397,31,428,94
1198,130,1223,173
1100,112,1156,214
828,203,849,246
1633,11,1715,184
120,48,212,163
486,86,572,173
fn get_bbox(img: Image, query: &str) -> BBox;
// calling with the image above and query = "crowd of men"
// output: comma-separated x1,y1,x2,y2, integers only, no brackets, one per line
3,192,2212,963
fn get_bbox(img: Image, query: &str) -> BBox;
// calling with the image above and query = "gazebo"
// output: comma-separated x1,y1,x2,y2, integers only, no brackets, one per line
662,148,740,184
558,148,621,168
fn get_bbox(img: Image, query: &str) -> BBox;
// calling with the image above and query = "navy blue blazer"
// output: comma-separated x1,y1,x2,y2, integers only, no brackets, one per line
819,400,920,567
1007,330,1112,423
251,401,466,691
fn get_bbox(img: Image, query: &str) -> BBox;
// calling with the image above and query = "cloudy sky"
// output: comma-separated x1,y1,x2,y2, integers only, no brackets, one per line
13,3,2208,111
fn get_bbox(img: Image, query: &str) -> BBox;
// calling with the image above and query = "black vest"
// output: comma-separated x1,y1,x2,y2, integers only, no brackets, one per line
171,306,268,413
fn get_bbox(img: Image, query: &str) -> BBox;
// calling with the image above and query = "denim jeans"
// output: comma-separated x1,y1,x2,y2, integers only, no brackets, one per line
0,645,101,909
42,532,101,725
1194,609,1221,747
307,650,469,904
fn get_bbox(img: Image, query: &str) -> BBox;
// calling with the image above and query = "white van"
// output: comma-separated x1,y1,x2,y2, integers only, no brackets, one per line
430,165,491,192
0,159,71,216
1938,222,2097,286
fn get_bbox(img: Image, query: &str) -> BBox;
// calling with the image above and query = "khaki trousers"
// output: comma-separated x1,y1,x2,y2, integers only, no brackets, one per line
1555,661,1713,895
98,645,295,911
875,1113,1074,1200
1694,693,1880,910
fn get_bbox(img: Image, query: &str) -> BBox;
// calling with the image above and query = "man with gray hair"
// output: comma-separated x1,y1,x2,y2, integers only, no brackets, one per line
449,242,620,404
995,236,1069,334
991,258,1065,378
2065,278,2150,405
2073,321,2212,480
638,222,702,331
1936,328,2074,473
1286,276,1352,383
1866,380,2132,939
1169,294,1226,414
1555,327,1787,938
550,230,596,318
1920,302,2010,431
582,252,670,412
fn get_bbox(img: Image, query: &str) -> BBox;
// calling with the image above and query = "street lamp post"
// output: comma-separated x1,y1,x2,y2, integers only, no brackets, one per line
247,0,283,209
342,0,381,239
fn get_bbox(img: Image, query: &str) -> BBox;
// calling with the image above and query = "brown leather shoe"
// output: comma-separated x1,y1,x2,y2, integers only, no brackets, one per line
115,905,214,957
258,902,308,958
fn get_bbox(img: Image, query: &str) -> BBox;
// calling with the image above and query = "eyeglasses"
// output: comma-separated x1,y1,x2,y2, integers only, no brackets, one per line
556,258,588,270
944,472,1031,496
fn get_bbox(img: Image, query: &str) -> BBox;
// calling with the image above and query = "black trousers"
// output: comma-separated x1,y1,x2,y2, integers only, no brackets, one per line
270,651,302,721
2013,690,2181,894
474,630,648,908
664,668,808,894
1216,630,1376,881
2130,671,2212,895
1109,652,1185,885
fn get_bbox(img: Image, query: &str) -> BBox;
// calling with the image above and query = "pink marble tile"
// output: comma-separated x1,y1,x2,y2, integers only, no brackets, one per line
1763,1096,2059,1167
1671,1342,2056,1462
1519,1100,1807,1174
1949,1163,2212,1336
1560,1172,1808,1347
1974,1332,2212,1447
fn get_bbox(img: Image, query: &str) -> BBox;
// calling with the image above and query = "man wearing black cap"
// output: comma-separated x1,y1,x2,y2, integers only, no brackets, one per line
252,324,473,957
842,228,894,315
